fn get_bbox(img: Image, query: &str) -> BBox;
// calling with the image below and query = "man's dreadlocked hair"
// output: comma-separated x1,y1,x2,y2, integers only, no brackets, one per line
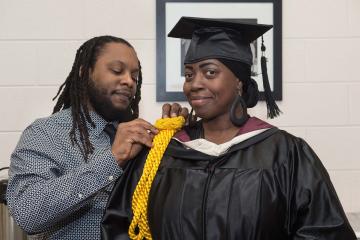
52,36,142,161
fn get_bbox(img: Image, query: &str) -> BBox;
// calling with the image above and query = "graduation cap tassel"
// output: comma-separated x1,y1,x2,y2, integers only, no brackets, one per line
260,36,281,118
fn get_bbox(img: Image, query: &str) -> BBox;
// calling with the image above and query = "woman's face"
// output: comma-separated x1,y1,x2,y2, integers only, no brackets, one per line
183,59,242,120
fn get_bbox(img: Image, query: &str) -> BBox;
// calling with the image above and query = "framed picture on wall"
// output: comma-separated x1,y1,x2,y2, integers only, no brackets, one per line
156,0,282,102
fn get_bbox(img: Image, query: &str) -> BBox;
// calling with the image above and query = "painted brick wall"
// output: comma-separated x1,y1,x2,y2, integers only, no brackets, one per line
0,0,359,213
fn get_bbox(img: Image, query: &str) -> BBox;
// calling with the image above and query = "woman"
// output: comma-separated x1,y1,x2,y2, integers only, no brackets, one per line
101,17,356,240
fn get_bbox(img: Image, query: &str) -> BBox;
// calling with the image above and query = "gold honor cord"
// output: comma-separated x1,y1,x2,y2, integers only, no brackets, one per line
128,116,185,240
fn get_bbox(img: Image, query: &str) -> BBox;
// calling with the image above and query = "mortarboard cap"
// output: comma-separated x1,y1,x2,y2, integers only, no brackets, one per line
168,16,272,65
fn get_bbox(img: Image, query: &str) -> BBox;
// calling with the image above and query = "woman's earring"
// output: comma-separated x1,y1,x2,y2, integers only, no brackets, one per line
230,94,249,126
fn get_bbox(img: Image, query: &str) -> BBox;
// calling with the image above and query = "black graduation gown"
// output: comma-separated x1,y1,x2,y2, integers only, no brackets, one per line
101,125,356,240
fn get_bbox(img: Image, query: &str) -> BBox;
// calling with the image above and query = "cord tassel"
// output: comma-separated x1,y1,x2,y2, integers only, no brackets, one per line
261,37,281,118
128,116,185,240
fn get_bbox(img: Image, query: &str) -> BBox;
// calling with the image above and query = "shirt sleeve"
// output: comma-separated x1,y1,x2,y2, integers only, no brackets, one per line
288,139,356,240
6,122,123,234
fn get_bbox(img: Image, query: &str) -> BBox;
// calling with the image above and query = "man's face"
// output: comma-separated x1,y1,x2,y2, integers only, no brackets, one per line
88,42,139,121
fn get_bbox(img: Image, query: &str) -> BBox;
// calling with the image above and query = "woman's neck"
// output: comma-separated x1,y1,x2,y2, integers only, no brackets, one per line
202,114,240,144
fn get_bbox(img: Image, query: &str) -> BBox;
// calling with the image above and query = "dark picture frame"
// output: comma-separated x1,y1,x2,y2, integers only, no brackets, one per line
156,0,282,101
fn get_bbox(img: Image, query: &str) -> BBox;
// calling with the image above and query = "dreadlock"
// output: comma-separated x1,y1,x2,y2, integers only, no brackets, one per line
52,36,142,161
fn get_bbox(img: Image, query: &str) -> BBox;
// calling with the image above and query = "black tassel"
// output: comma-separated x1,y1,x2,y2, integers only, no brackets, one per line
261,37,281,118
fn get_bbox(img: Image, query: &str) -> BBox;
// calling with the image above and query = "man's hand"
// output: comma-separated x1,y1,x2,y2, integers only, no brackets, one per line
111,103,189,167
162,103,189,119
111,119,158,167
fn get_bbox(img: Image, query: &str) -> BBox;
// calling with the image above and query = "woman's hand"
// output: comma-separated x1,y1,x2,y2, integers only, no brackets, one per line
161,103,189,119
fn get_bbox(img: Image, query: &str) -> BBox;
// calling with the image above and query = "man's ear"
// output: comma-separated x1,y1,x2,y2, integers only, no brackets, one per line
80,66,93,79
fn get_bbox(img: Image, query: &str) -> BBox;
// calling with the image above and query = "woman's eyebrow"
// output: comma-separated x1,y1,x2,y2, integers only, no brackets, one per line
199,62,217,68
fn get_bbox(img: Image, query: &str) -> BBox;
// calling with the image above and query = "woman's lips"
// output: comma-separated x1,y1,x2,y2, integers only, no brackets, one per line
190,96,212,107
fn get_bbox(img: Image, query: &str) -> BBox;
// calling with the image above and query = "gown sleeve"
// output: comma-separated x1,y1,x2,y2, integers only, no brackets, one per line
288,138,356,240
101,148,148,240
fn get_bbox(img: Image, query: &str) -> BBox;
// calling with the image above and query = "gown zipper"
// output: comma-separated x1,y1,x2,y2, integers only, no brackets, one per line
201,155,228,240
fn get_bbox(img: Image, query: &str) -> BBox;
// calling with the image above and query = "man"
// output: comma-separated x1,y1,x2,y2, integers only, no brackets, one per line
6,36,187,239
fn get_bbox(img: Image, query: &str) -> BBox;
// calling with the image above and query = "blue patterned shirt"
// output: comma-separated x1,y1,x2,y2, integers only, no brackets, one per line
6,108,123,239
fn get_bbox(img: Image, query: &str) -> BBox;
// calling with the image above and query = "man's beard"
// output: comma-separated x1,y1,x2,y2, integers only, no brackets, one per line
87,80,134,122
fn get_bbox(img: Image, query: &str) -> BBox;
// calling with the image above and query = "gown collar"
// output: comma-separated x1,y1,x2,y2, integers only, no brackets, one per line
172,117,275,157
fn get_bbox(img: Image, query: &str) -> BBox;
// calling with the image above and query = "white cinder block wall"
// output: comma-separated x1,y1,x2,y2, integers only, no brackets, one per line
0,0,359,213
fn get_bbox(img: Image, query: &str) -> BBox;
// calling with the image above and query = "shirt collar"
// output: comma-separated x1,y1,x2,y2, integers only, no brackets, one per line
87,110,116,137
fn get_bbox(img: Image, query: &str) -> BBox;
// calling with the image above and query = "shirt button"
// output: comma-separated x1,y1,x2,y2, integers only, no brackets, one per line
108,175,114,181
78,193,83,198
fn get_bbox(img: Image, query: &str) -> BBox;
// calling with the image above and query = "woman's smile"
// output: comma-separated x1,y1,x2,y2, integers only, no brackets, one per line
190,96,213,107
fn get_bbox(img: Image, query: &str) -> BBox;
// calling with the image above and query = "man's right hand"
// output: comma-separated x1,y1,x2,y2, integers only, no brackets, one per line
111,119,158,167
